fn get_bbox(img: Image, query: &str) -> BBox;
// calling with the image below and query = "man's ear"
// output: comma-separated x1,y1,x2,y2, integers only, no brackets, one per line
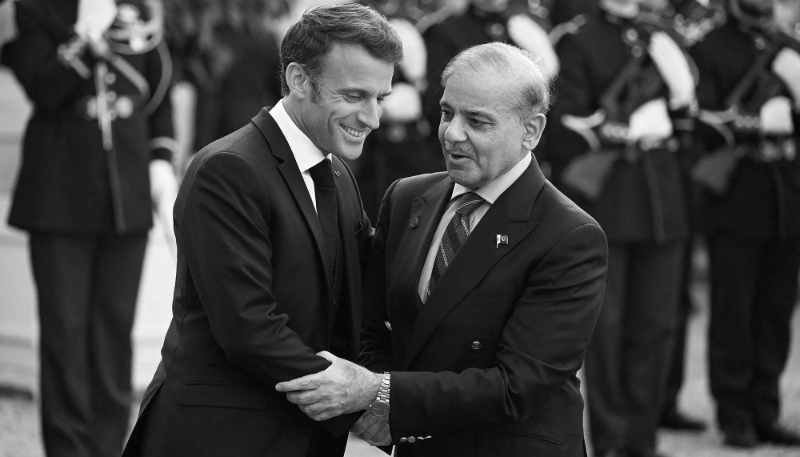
285,62,311,100
522,113,547,151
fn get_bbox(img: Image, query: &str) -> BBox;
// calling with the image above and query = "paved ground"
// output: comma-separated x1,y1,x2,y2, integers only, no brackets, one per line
2,276,800,457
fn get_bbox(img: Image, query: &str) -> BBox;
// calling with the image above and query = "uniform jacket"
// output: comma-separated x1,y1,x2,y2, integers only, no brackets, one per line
122,108,370,457
360,159,608,457
549,13,689,243
422,5,510,131
1,0,174,234
690,22,800,241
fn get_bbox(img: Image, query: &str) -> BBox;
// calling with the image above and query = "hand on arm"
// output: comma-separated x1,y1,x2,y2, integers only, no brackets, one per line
351,410,392,446
275,351,382,421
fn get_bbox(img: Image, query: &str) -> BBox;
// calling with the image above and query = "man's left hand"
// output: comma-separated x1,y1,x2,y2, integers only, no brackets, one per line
351,410,392,446
275,351,382,421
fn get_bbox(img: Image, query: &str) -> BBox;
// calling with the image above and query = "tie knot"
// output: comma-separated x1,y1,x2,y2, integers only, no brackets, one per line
455,193,484,216
309,159,335,187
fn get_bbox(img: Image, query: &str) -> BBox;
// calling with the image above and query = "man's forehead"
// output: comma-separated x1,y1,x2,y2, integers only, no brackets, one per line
319,43,394,89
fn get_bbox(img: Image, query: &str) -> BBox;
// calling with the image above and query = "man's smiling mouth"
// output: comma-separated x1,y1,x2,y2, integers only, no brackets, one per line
341,125,367,138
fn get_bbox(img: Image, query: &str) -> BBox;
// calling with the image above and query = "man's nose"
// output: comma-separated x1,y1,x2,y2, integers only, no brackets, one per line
357,99,381,130
442,117,467,143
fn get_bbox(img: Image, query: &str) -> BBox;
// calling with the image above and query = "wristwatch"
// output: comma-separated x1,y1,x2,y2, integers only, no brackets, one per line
369,372,391,417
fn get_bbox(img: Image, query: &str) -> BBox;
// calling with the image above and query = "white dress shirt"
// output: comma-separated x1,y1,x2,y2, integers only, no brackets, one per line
269,100,330,212
417,153,533,303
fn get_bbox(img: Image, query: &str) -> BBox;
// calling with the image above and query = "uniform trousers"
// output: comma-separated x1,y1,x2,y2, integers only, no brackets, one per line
707,232,800,433
586,241,682,453
29,232,148,457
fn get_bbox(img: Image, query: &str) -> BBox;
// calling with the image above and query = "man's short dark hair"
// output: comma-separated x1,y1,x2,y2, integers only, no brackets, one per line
279,3,403,97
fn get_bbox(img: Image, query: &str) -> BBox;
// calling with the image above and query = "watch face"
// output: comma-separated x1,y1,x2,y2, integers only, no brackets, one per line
370,400,390,417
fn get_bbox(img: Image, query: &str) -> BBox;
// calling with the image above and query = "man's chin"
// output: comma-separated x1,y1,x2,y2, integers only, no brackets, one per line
332,145,365,162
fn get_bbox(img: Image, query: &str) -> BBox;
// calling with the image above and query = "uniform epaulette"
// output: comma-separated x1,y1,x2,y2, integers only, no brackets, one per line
550,13,587,45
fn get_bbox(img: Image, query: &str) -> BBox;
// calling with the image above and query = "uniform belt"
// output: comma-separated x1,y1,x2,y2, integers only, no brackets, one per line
748,137,797,163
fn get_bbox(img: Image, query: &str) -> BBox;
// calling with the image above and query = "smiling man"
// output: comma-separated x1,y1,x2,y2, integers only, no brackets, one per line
277,42,608,457
121,4,401,457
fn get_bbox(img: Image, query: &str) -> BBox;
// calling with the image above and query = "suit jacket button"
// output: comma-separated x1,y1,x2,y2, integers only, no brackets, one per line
471,341,482,350
409,217,419,228
407,436,416,443
400,437,408,443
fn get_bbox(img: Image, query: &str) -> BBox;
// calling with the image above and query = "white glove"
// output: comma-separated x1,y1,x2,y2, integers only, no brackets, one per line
507,14,560,75
648,31,696,108
150,159,178,254
391,18,426,86
772,48,800,109
75,0,117,42
759,96,795,135
627,98,674,142
381,82,422,124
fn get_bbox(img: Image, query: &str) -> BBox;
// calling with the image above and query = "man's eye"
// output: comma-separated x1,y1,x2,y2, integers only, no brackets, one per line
469,118,487,126
344,93,361,102
441,110,453,120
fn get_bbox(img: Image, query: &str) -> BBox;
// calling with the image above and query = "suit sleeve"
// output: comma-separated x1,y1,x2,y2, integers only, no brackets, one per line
181,152,331,385
387,222,607,437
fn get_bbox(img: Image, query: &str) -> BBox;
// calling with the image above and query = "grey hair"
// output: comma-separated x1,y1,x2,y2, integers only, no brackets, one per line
441,42,552,120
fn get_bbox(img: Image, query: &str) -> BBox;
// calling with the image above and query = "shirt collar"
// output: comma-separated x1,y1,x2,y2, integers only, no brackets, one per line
450,152,532,204
270,100,329,172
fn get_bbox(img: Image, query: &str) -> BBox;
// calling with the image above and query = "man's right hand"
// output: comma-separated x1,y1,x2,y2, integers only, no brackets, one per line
275,351,382,421
351,410,392,446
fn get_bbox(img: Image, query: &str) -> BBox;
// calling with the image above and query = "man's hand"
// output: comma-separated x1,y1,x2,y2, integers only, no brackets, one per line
351,410,392,446
275,351,382,421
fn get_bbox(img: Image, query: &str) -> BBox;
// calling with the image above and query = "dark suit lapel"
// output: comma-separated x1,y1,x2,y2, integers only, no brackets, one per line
251,109,328,285
401,158,547,370
330,156,361,338
395,175,454,313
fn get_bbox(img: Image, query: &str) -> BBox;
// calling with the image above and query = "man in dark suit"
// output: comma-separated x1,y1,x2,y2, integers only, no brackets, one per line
277,42,608,457
121,4,402,457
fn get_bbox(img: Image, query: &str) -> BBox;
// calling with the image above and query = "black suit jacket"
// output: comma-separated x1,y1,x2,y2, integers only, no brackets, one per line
360,158,608,456
123,108,370,457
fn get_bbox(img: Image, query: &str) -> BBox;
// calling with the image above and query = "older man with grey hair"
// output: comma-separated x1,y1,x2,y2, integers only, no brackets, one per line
277,42,608,457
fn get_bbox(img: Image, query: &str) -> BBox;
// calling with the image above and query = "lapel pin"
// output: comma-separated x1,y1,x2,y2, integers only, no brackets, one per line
334,170,340,177
385,321,392,331
496,234,509,248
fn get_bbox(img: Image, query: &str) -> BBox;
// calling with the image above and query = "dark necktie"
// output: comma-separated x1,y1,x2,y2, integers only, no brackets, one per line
427,192,485,296
309,159,339,287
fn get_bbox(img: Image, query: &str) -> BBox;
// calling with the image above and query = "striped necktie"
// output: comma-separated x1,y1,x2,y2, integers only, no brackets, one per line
427,192,485,296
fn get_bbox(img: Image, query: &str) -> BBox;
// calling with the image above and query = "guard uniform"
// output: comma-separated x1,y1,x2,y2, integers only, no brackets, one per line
1,0,174,454
691,18,800,442
549,9,691,456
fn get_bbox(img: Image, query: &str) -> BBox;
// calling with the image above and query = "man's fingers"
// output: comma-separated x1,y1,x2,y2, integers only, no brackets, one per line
351,411,380,435
285,390,323,405
275,374,321,392
361,424,391,446
350,410,373,434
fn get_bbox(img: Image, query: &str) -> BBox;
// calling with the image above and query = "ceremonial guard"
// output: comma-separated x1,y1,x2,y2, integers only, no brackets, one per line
654,0,723,434
348,0,440,220
690,0,800,447
1,0,177,455
548,0,697,455
421,0,559,147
